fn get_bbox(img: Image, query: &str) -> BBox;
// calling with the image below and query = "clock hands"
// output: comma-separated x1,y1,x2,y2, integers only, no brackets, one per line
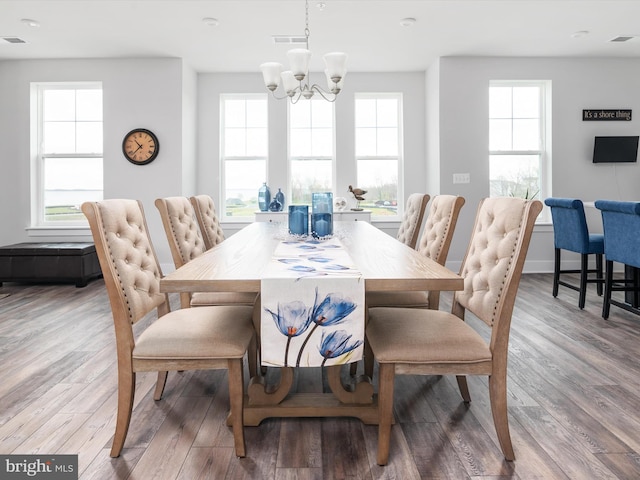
128,137,145,152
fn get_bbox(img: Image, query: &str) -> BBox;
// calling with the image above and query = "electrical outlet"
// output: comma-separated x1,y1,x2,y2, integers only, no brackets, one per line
453,173,470,184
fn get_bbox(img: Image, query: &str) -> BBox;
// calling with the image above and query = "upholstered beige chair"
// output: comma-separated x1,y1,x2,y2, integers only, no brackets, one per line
396,193,430,249
82,199,254,458
190,194,225,250
367,195,465,310
366,197,542,465
155,196,257,309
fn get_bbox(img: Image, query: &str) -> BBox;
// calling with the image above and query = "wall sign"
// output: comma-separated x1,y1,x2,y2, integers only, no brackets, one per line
583,109,632,121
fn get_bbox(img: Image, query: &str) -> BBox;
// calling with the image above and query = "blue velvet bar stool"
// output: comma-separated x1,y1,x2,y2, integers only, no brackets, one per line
544,198,604,309
594,200,640,319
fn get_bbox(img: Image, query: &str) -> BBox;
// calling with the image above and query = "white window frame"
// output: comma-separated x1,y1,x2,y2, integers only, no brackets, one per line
288,98,336,206
489,80,551,222
31,82,103,229
354,92,403,220
220,93,268,222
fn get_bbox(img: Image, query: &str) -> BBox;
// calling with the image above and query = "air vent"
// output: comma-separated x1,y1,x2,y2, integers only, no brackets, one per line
1,37,26,44
272,35,307,45
610,35,635,42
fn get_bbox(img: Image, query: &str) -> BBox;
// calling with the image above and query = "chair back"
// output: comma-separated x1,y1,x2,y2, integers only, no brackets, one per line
594,200,640,268
190,194,225,250
454,197,542,352
396,193,430,249
82,200,169,329
544,197,592,253
416,195,465,265
155,196,207,268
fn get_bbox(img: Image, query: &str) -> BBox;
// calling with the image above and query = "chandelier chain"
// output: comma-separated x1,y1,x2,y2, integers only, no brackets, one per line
304,0,310,47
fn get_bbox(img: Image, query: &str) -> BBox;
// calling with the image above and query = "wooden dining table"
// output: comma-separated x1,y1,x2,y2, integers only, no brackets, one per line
160,220,464,425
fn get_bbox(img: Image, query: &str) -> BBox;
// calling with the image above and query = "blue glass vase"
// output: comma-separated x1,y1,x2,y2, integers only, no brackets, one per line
288,205,309,236
311,192,333,238
268,198,282,212
258,182,271,212
274,188,285,211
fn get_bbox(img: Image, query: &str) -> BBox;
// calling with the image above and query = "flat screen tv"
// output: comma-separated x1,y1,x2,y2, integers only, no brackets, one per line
593,136,639,163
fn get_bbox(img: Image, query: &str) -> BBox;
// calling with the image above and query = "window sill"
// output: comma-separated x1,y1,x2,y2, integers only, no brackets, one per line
26,226,92,238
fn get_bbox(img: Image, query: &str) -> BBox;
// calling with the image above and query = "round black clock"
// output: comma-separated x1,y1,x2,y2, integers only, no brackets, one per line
122,128,159,165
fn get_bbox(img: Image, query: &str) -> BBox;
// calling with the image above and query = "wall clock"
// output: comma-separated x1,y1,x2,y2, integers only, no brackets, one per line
122,128,159,165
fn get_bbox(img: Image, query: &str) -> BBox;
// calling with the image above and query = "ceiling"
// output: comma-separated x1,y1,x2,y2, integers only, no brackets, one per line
2,0,640,74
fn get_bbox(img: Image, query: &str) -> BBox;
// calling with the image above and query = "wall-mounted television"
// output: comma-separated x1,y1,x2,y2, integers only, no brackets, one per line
593,136,639,163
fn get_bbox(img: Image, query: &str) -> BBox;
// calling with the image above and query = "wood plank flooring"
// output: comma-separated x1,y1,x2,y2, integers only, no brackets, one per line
1,274,639,479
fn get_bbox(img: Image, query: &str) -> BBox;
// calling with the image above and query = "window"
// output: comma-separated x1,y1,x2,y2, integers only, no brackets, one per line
489,81,550,204
355,93,401,217
289,98,334,204
220,94,268,219
34,83,103,225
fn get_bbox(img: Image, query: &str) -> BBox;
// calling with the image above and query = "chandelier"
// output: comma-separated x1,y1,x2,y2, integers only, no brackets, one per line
260,0,347,103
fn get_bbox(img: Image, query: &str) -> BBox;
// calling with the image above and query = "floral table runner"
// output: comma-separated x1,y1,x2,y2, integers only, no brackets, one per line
260,237,365,367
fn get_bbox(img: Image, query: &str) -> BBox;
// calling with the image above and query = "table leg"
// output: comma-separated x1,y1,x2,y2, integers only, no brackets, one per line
247,367,294,405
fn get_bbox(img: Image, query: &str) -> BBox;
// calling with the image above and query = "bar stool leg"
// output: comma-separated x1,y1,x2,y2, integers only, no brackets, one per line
552,248,561,297
602,260,613,319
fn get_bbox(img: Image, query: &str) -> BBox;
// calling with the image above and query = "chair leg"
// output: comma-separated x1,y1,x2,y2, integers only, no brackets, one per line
248,334,258,378
602,260,613,320
596,254,603,296
552,249,561,297
227,359,246,458
377,363,395,466
579,254,588,309
110,370,136,458
456,375,471,403
179,292,192,309
488,373,515,461
364,340,374,380
153,371,169,401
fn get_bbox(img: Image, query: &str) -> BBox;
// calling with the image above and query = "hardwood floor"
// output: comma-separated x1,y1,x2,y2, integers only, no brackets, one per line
1,274,639,479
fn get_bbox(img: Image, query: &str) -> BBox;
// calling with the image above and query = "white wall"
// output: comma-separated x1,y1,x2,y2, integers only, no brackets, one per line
196,71,426,238
2,56,640,273
433,57,640,272
0,58,196,269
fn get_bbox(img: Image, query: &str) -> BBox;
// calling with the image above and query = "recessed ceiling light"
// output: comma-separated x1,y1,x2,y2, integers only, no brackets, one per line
400,18,416,28
571,30,589,38
202,17,219,27
20,18,40,28
316,2,326,10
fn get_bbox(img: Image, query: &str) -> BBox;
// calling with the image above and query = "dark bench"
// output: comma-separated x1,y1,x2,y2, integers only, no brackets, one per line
0,242,102,287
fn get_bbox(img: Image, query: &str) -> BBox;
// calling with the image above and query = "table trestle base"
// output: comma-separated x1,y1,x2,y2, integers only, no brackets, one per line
242,393,380,426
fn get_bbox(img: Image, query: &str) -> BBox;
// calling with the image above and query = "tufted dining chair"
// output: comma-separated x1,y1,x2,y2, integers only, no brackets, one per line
81,199,254,458
594,200,640,319
366,197,542,465
190,194,225,250
367,195,465,310
155,196,257,309
544,197,604,309
396,193,430,249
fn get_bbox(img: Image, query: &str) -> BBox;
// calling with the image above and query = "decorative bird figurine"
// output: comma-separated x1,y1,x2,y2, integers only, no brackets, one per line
348,185,367,211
